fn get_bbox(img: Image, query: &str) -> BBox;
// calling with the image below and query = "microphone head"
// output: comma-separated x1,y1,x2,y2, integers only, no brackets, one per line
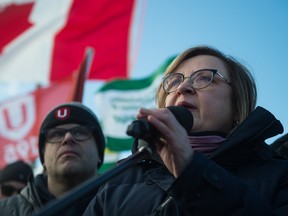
128,106,194,153
126,106,193,141
166,106,193,134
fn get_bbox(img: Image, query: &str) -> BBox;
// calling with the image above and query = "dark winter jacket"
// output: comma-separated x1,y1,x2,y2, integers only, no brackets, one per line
270,133,288,159
84,107,288,216
0,174,96,215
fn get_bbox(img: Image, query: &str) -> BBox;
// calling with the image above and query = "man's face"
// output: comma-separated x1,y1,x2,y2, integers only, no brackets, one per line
43,123,100,181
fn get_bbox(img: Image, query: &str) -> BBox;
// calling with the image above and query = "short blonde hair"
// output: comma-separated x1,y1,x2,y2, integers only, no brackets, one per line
156,45,257,123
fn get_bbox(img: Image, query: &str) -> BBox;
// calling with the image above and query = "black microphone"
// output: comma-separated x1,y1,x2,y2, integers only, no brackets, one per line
126,106,193,143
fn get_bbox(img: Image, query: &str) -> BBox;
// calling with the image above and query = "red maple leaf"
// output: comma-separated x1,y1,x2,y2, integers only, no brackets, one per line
0,3,34,54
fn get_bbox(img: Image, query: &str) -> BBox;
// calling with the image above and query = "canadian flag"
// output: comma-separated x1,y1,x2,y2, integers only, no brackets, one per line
0,0,137,168
0,0,135,83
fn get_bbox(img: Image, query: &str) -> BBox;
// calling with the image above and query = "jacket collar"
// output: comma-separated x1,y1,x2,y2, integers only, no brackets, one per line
211,106,283,165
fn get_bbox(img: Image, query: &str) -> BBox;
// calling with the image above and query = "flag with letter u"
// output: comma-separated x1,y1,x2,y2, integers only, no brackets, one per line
0,48,93,169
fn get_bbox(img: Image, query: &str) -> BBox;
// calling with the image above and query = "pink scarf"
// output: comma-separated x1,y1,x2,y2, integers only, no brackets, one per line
189,135,226,157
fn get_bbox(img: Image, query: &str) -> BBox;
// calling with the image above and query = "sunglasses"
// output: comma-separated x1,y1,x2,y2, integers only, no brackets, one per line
0,185,23,196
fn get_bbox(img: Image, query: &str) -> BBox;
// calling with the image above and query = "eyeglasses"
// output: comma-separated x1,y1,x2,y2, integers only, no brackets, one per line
162,69,231,93
43,126,94,143
0,185,23,196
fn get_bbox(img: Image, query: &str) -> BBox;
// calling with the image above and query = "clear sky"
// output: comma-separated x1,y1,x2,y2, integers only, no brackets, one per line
0,1,287,143
130,0,288,143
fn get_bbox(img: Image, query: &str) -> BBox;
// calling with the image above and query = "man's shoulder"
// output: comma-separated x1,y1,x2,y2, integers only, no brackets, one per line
0,180,40,215
0,194,33,215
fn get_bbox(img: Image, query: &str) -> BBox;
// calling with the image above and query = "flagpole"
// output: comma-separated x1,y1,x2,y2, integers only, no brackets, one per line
66,47,94,102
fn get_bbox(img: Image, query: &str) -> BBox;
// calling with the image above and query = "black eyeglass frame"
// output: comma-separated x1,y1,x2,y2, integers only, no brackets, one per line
162,69,231,93
42,125,95,143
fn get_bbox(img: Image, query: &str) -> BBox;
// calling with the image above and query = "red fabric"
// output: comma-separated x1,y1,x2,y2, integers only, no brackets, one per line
0,0,134,81
0,51,89,168
0,78,72,169
0,0,136,167
0,3,34,54
50,0,135,81
0,46,93,169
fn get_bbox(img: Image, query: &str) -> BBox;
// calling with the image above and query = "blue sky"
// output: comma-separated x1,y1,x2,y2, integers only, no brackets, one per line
130,0,288,143
0,1,287,143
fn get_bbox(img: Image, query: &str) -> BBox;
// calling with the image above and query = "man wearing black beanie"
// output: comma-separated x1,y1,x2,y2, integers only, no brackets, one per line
0,161,33,200
0,102,106,216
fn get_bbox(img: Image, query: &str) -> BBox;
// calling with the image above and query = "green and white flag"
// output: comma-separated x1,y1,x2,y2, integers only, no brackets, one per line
95,56,176,152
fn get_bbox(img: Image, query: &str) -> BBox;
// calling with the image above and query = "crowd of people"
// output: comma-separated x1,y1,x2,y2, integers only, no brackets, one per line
0,45,287,215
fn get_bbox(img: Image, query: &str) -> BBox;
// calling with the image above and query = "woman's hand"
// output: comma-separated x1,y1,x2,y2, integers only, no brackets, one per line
137,107,194,177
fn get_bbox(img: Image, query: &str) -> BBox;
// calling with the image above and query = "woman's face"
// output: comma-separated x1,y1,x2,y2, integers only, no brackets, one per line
165,55,235,134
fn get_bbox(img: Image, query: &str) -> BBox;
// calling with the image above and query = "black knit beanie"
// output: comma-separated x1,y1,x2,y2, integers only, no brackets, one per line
38,102,105,168
0,161,33,184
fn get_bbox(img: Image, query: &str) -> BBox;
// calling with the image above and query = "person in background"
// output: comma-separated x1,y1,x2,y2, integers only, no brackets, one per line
270,133,288,159
84,45,288,216
0,160,33,200
0,102,106,215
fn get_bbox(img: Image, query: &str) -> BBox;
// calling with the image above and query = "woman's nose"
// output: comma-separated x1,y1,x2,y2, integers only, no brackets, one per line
176,78,195,95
